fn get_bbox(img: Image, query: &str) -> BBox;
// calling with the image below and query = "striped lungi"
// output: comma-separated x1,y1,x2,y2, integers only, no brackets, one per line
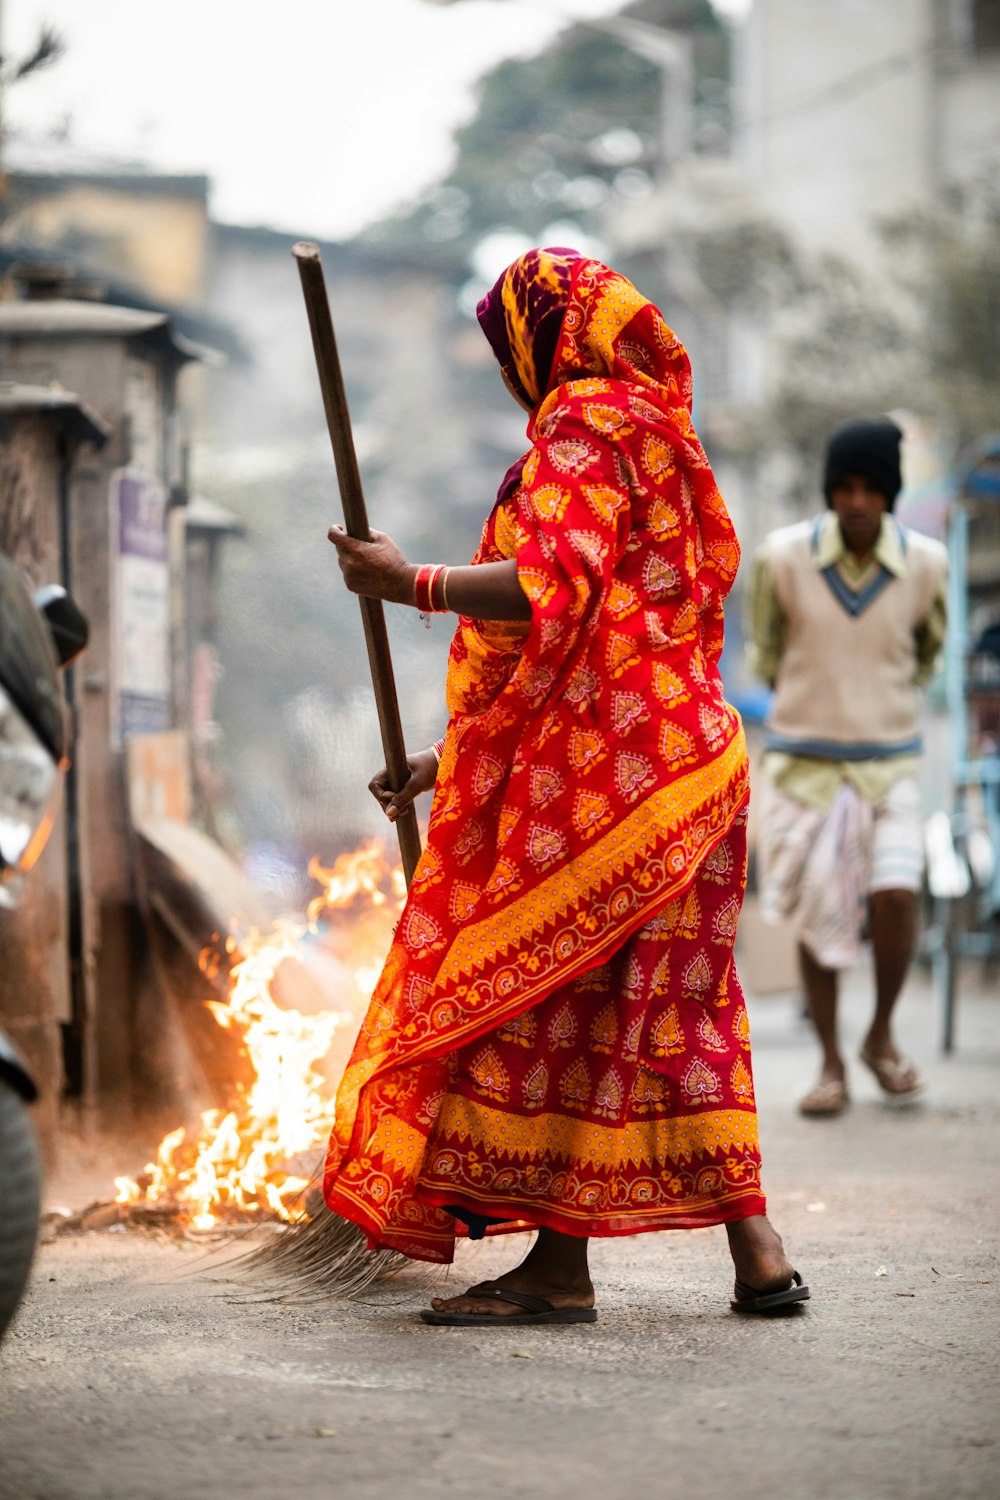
757,775,923,970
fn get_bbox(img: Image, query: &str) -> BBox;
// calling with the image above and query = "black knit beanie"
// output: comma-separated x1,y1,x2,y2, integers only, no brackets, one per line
823,418,903,510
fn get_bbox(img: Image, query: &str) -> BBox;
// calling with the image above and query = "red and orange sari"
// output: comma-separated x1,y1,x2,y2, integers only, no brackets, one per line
324,250,764,1262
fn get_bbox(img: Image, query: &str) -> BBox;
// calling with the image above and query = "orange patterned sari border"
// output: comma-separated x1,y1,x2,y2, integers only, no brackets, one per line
422,1097,760,1168
417,1181,765,1231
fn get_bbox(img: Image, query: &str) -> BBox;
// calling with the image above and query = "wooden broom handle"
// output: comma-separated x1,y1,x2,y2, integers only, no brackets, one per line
292,241,422,887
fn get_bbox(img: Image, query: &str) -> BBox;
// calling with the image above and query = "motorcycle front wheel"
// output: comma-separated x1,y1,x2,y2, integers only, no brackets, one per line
0,1079,41,1342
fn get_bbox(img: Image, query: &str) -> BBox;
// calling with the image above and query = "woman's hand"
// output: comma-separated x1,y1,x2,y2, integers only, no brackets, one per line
327,526,416,605
369,747,440,822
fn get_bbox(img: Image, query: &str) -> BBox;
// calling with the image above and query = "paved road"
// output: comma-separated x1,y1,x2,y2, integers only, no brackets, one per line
1,966,997,1500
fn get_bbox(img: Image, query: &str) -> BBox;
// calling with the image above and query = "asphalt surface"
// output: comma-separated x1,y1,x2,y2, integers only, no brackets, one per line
1,963,997,1500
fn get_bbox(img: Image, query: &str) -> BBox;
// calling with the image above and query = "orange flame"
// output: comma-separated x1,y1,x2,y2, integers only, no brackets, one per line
115,840,404,1229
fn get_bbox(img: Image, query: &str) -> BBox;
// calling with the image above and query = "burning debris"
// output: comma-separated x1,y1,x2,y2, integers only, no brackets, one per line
60,842,405,1238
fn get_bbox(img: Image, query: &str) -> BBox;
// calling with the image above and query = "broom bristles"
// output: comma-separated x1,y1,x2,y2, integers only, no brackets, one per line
221,1159,408,1302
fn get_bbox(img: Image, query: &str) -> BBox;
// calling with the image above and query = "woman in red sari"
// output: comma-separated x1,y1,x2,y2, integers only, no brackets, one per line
327,248,807,1324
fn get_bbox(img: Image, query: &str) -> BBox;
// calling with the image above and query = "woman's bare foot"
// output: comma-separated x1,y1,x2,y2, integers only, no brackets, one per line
428,1227,595,1318
726,1214,795,1297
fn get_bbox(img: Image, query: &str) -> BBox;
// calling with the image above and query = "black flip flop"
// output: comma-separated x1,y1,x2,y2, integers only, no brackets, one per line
731,1270,810,1314
420,1284,598,1326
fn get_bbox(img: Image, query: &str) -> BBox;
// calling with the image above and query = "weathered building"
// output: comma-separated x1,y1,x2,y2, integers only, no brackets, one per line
2,166,212,309
738,0,1000,268
0,288,207,1143
0,385,108,1154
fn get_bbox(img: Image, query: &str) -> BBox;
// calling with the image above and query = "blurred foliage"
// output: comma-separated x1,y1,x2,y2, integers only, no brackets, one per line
881,196,1000,447
687,191,1000,505
369,0,729,253
0,24,65,87
693,220,806,305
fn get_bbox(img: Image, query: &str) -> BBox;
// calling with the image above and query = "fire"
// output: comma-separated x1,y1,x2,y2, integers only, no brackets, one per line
114,841,405,1230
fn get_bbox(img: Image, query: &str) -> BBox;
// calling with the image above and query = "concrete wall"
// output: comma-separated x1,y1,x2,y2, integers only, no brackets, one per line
738,0,1000,264
740,0,935,263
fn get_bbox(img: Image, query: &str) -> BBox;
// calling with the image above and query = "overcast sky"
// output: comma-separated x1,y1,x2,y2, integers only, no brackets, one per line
3,0,747,239
2,0,624,238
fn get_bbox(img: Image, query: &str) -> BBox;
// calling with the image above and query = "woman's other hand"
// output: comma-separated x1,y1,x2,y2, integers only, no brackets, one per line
369,747,439,822
328,526,416,605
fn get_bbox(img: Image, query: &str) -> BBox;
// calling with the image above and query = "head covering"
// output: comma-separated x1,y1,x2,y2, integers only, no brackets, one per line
478,247,695,417
477,247,582,410
482,247,696,507
823,418,903,510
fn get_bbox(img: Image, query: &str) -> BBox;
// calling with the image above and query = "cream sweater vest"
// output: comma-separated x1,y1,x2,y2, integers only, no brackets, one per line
765,517,947,759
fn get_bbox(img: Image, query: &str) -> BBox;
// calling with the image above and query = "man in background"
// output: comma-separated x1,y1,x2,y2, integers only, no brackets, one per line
748,418,948,1116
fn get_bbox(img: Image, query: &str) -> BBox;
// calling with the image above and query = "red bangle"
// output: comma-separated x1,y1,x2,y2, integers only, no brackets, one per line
414,564,436,614
414,563,448,614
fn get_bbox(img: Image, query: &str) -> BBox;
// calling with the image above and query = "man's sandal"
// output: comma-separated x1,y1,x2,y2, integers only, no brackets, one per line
420,1283,597,1327
731,1270,810,1314
858,1047,925,1103
797,1078,849,1117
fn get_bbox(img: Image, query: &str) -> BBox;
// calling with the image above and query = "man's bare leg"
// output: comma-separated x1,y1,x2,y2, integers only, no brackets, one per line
428,1227,594,1318
798,940,846,1097
861,887,922,1091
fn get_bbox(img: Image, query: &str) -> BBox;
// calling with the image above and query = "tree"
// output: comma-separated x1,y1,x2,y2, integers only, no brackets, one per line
881,195,1000,452
685,196,1000,512
368,1,729,257
0,22,65,174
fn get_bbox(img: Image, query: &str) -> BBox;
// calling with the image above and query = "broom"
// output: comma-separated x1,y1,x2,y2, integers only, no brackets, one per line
234,243,425,1299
